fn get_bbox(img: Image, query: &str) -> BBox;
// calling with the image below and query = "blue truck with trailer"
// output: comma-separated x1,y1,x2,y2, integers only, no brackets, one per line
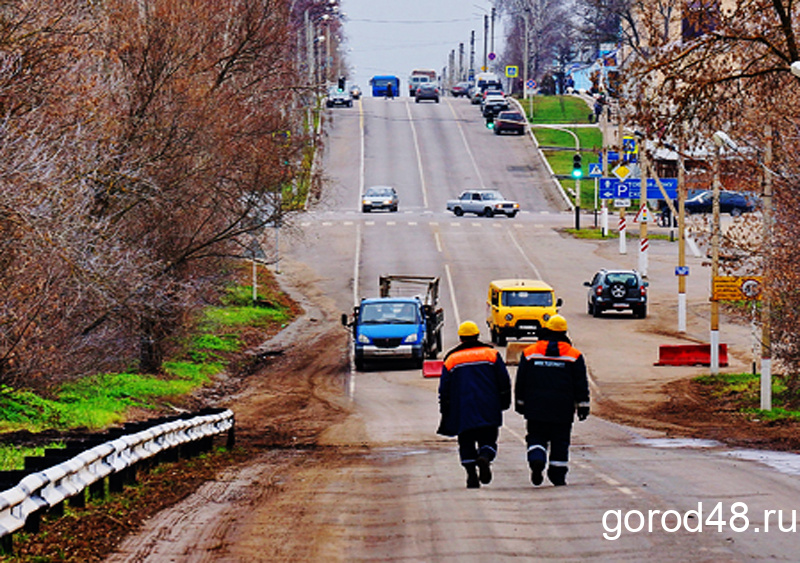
342,275,444,370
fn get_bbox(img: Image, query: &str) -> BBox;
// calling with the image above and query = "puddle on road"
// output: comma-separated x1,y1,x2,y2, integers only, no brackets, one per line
634,435,800,477
635,437,722,449
725,450,800,476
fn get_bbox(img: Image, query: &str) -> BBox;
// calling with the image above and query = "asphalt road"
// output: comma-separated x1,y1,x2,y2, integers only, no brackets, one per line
286,94,800,561
107,94,799,562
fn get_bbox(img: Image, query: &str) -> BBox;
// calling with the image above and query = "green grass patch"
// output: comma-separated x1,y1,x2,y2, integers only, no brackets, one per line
521,95,593,124
534,127,603,151
201,306,291,330
693,372,800,422
561,227,675,241
0,276,295,444
532,127,603,207
0,369,215,435
0,443,64,471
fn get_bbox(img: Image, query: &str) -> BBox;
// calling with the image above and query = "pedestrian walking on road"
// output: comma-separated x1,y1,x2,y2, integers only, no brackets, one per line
514,315,590,487
437,321,511,489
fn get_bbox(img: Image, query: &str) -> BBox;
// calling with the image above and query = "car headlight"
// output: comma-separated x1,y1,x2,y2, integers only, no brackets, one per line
384,199,392,205
505,313,514,321
362,200,369,205
358,334,370,344
404,333,418,344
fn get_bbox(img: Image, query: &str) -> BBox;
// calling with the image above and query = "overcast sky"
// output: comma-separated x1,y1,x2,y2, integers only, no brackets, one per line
339,0,502,90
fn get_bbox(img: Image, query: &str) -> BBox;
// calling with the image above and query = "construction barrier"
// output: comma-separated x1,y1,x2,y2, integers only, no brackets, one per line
655,344,728,367
422,360,443,378
505,342,528,366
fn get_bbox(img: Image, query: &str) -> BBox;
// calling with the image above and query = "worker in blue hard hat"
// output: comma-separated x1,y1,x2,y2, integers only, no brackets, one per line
515,314,590,487
437,320,511,489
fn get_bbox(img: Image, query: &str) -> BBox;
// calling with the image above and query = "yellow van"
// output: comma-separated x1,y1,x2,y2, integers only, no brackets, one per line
486,279,562,345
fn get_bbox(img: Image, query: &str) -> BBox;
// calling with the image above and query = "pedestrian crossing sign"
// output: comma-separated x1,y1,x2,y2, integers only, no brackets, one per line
588,163,602,177
505,66,519,78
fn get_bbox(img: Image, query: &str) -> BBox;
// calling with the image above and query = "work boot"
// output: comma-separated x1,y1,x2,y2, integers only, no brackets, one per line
547,466,567,486
476,455,492,485
465,463,480,489
529,459,545,486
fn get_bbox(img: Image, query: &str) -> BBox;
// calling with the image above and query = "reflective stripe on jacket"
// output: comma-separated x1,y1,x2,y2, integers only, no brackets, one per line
515,339,589,423
437,342,511,437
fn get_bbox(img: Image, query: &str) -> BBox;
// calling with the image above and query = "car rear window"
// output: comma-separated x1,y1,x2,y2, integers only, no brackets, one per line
605,273,638,287
502,291,553,307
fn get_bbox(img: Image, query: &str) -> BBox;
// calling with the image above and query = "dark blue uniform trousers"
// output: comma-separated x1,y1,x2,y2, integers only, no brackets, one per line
525,420,572,481
458,426,499,465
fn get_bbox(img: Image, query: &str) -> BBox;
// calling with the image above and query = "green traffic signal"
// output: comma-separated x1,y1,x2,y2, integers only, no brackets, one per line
572,153,583,178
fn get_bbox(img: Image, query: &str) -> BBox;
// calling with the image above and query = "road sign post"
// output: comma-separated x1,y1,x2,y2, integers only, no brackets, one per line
619,209,626,254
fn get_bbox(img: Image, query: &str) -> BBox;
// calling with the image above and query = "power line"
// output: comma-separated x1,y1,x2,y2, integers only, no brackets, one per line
348,17,475,24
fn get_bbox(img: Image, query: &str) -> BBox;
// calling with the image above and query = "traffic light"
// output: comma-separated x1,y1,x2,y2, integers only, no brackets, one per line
485,114,495,129
572,152,583,178
338,76,345,91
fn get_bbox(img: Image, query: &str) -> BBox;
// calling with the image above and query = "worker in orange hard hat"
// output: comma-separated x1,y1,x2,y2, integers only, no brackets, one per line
437,320,511,489
515,314,590,487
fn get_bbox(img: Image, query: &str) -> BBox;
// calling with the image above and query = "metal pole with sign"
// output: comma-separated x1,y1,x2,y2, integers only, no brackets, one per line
678,129,687,333
761,124,773,410
710,143,721,375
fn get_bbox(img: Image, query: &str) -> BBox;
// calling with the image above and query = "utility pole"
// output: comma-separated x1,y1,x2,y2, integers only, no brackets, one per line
677,126,687,333
459,43,465,81
710,142,721,375
490,7,496,60
469,31,475,81
761,124,773,409
483,15,488,71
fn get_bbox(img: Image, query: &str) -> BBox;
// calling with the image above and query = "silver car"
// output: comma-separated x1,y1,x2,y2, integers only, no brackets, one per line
446,189,520,218
362,186,399,213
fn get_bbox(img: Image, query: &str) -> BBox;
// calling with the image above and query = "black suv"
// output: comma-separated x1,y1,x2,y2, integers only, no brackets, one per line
584,269,648,318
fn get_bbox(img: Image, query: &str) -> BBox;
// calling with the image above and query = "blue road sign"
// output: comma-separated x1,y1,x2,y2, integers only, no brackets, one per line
599,151,619,164
598,178,678,200
675,266,690,276
588,163,603,178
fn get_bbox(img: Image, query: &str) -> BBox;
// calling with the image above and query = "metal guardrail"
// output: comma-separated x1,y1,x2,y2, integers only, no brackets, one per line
0,408,234,546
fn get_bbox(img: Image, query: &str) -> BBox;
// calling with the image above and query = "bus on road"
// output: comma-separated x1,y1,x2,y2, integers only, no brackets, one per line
370,75,400,97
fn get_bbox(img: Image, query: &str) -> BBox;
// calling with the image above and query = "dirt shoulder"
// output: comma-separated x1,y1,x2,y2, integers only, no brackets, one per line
5,256,799,561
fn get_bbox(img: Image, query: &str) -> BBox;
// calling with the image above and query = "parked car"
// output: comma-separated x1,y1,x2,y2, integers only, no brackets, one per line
349,84,362,99
361,186,399,212
450,81,471,97
494,111,527,135
584,269,648,318
326,86,353,108
415,83,440,103
446,189,519,218
683,190,757,216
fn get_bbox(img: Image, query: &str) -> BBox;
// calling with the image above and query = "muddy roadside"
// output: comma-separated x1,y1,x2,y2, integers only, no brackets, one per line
5,256,799,562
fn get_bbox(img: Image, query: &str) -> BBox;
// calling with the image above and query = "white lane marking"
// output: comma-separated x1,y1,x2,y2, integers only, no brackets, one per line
358,98,365,207
445,97,485,188
445,263,460,326
508,228,543,279
405,100,429,208
434,231,442,253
